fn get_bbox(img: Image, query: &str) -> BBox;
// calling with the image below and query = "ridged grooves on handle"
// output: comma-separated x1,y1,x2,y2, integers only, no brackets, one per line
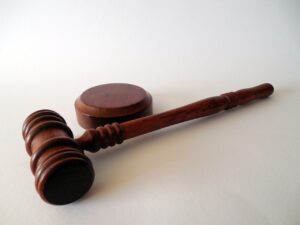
120,83,274,140
22,83,274,204
75,123,124,152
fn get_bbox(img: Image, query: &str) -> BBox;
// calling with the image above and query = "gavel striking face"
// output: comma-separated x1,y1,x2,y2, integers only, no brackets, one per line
22,83,274,205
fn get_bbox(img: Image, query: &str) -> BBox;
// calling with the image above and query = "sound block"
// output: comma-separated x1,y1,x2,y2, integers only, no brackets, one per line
75,83,153,129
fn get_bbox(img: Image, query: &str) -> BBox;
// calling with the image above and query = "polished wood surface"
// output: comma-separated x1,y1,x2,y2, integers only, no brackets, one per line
22,110,94,205
22,83,274,205
75,83,152,129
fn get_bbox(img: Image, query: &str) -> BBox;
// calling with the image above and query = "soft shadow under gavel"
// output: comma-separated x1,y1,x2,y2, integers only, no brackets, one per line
22,83,274,205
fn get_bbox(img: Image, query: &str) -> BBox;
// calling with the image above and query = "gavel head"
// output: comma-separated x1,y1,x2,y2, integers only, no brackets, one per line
22,110,94,205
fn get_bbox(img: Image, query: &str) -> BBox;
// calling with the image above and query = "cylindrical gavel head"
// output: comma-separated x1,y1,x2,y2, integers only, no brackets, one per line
22,110,94,205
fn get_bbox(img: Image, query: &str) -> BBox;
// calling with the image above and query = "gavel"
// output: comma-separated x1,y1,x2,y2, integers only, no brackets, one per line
22,83,274,205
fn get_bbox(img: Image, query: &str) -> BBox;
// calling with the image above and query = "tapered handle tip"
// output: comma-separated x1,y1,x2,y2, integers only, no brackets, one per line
256,83,274,98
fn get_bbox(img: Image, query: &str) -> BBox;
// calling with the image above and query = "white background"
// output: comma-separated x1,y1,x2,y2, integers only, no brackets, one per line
0,0,299,224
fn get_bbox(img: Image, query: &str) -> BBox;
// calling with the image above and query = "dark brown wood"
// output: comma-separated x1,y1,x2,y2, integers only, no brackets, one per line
75,83,152,129
121,83,274,140
22,83,274,205
22,110,94,205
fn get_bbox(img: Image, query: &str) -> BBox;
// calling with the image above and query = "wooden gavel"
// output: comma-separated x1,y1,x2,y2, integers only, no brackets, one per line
22,83,274,205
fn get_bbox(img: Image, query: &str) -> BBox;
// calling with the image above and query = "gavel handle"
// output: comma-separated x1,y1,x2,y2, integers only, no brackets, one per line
122,83,273,139
75,83,274,152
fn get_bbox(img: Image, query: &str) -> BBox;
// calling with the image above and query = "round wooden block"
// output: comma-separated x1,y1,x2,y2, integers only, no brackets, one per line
75,83,153,129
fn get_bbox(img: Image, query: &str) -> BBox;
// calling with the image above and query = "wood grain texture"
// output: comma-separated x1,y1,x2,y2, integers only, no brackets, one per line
22,83,274,205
